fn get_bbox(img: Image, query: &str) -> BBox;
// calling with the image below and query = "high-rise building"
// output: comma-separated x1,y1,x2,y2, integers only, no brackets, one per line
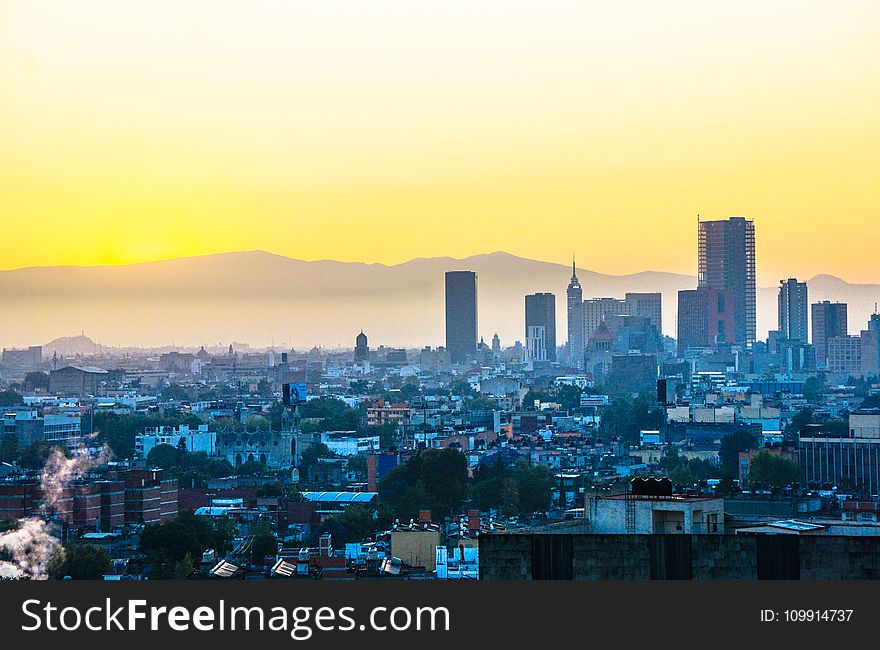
827,335,862,375
525,293,556,363
445,271,478,364
354,331,369,363
582,297,626,343
811,301,847,367
860,313,880,378
491,333,501,354
526,326,547,363
566,258,584,367
676,287,735,355
698,216,756,345
777,278,808,342
625,292,662,335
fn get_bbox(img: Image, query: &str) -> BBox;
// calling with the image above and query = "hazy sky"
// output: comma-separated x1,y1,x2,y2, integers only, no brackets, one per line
2,1,878,283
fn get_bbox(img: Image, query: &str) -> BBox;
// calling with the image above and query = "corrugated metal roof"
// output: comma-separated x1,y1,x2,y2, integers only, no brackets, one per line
301,491,377,503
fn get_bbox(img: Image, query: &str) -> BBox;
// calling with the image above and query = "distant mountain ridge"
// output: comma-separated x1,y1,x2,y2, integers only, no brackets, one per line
0,251,877,349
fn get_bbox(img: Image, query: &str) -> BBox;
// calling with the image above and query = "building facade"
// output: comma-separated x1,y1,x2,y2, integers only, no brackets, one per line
525,292,556,363
812,301,848,367
698,216,756,345
778,278,808,342
445,271,478,364
566,260,584,367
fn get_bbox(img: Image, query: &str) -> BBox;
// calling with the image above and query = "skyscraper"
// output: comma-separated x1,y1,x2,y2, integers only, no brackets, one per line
677,287,734,355
525,292,556,363
811,301,847,366
778,278,808,342
354,330,369,362
582,297,626,343
698,216,756,345
566,257,583,367
445,271,478,364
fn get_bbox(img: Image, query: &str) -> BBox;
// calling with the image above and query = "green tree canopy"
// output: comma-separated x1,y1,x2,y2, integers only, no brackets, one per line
48,543,111,580
378,448,469,520
747,450,800,488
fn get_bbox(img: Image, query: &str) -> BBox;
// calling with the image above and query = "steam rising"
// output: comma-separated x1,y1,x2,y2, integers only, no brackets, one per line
0,446,112,580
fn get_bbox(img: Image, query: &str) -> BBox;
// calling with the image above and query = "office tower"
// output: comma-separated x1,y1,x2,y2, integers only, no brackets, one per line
445,271,478,364
526,326,547,363
861,313,880,377
676,287,734,355
582,297,626,343
698,216,756,345
777,278,808,342
811,301,847,366
625,292,662,335
566,258,584,367
525,293,556,362
354,330,369,363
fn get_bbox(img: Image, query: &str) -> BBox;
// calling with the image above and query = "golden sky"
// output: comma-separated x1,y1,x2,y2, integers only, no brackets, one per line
1,0,879,283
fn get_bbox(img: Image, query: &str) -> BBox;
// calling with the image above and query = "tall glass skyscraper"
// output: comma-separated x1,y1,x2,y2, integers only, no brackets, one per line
445,271,478,364
698,216,756,345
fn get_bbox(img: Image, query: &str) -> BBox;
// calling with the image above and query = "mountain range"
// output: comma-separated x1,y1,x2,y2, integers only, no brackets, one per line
0,251,877,350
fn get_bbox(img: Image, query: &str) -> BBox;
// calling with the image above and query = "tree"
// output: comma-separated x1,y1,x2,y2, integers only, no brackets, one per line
147,443,181,469
160,384,189,402
24,372,49,391
48,543,110,580
747,450,800,488
139,510,232,578
18,440,66,470
470,457,553,516
319,505,375,545
378,448,469,520
785,408,814,437
236,460,267,476
250,521,278,566
719,430,757,475
0,389,23,407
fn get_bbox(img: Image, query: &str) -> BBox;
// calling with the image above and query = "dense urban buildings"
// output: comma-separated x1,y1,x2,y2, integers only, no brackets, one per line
445,271,478,364
698,216,756,345
4,215,880,584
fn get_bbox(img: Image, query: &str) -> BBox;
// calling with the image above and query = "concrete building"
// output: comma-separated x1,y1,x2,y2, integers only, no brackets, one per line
445,271,478,364
526,325,547,363
366,398,412,430
582,297,626,342
625,292,662,335
826,335,862,375
1,346,42,369
390,522,442,572
2,410,82,448
778,278,808,342
49,365,108,397
811,301,847,366
698,216,756,345
525,293,556,363
135,424,216,459
320,431,380,456
588,493,724,534
800,411,880,495
676,287,735,355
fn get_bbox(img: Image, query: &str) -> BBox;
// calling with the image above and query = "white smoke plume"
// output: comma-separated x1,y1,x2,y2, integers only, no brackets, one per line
0,445,113,580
